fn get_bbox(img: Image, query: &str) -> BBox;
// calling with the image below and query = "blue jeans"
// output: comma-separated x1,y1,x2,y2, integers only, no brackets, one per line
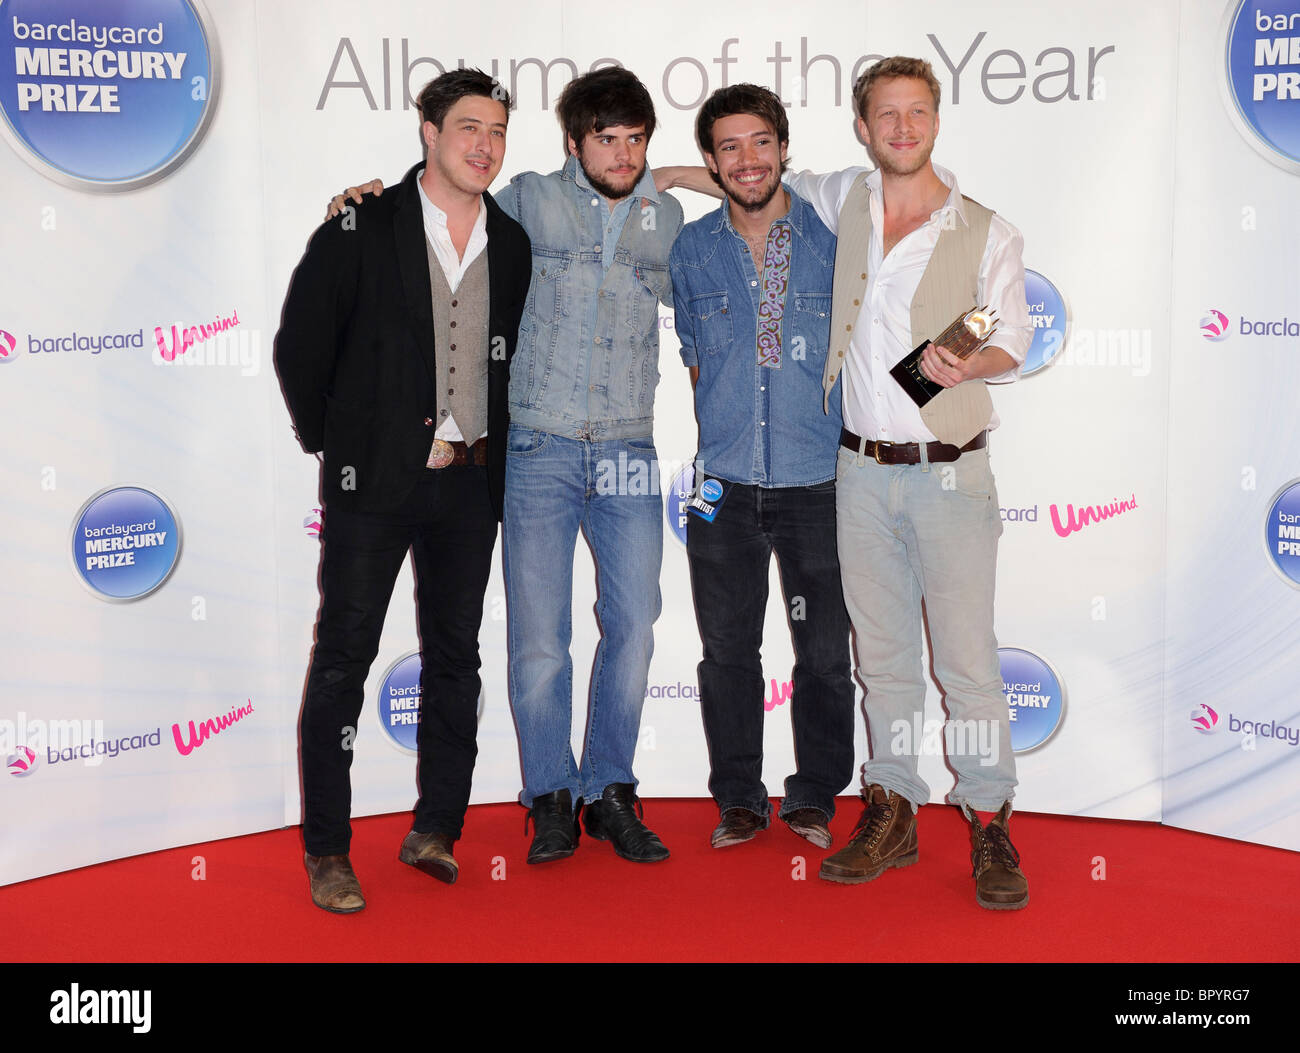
686,480,854,819
836,445,1017,812
503,424,663,808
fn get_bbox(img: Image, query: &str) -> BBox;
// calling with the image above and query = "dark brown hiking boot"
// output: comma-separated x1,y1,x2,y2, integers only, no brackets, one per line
968,802,1029,910
818,784,918,884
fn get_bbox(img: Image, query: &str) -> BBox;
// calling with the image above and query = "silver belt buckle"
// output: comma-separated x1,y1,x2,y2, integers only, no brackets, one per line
426,438,455,469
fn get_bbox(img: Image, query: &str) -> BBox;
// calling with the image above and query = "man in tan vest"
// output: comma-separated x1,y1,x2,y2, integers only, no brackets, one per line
785,56,1033,909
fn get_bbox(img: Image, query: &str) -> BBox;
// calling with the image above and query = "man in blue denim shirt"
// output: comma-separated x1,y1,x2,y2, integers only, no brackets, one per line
495,68,683,865
668,86,854,852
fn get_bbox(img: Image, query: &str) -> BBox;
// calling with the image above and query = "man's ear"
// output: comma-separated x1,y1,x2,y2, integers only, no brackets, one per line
566,134,579,157
423,120,438,155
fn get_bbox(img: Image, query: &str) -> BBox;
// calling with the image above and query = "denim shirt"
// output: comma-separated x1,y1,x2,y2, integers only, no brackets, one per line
670,190,841,487
496,156,684,440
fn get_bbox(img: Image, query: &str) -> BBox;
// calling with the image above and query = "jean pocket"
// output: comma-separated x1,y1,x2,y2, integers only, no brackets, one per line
506,426,551,457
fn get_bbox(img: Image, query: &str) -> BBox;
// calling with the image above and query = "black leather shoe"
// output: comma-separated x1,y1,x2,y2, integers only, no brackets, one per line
525,789,580,864
583,783,670,862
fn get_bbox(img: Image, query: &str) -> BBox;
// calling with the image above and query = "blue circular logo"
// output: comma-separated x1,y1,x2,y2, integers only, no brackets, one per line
1222,0,1300,174
0,0,220,192
376,651,485,752
1265,478,1300,588
1021,270,1068,377
999,647,1066,753
664,463,695,547
700,478,723,503
71,486,182,601
377,652,422,754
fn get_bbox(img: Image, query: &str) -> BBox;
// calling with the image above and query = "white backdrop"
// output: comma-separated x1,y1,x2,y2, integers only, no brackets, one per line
1,0,1297,887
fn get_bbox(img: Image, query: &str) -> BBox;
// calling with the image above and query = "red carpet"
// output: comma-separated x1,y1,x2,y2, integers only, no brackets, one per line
7,799,1299,962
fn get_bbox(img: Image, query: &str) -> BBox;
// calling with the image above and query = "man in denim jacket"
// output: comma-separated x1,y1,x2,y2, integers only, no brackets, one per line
666,86,854,853
496,68,683,865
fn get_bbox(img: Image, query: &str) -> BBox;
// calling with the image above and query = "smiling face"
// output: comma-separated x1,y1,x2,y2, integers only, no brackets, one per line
857,75,939,177
705,113,788,214
423,94,508,199
569,124,648,202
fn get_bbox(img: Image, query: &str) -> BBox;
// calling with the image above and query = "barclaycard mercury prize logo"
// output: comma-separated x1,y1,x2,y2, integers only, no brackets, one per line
0,0,221,191
1221,0,1300,175
1191,703,1220,733
665,464,695,547
0,328,17,362
70,485,182,601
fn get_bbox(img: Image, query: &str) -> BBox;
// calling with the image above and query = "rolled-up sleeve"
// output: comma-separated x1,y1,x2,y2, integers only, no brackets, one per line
669,241,698,369
978,215,1032,382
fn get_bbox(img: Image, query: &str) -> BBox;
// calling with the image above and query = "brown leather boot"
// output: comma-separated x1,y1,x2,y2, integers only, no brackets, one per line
399,830,458,884
968,802,1028,910
818,784,918,884
304,853,366,913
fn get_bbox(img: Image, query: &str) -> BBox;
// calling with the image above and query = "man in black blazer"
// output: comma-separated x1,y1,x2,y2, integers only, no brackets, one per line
275,69,531,912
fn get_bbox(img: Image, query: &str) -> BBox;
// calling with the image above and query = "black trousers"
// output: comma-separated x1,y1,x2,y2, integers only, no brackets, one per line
300,465,497,856
685,479,855,819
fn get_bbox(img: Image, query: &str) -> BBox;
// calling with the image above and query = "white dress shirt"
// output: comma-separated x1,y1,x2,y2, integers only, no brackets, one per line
418,171,488,442
788,164,1031,443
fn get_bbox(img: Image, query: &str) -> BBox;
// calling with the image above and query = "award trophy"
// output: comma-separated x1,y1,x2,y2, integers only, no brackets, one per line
889,306,999,408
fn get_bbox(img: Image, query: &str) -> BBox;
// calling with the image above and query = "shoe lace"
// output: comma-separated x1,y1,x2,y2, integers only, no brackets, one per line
848,800,893,848
972,821,1020,874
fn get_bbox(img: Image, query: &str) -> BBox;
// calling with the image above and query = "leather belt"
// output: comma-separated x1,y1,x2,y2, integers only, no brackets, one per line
839,427,987,465
426,436,488,469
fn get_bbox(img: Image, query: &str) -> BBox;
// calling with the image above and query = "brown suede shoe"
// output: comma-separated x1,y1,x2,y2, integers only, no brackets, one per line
304,853,365,913
399,830,458,885
967,802,1028,910
710,808,766,848
781,807,832,850
818,784,917,884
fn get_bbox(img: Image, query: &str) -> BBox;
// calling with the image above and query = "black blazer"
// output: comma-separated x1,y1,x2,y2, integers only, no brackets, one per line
274,162,531,519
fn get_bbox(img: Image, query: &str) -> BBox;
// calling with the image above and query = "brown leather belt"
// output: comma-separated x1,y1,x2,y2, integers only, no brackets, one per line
839,427,987,465
426,436,488,469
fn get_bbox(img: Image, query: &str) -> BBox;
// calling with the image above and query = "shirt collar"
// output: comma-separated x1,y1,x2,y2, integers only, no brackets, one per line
564,153,662,207
864,162,967,228
416,168,485,233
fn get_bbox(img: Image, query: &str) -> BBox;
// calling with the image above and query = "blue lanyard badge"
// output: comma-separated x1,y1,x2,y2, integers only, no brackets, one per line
688,477,728,522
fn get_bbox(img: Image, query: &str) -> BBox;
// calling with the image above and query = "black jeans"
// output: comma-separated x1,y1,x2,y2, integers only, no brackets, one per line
300,466,497,855
686,478,855,819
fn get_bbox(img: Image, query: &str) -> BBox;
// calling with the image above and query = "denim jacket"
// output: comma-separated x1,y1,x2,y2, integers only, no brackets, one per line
496,156,683,440
670,190,841,487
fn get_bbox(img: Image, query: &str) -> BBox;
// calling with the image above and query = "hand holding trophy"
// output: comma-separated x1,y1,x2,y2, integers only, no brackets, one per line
889,307,999,407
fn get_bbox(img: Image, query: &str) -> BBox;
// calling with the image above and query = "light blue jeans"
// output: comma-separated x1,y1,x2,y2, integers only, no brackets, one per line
836,444,1016,813
503,424,663,809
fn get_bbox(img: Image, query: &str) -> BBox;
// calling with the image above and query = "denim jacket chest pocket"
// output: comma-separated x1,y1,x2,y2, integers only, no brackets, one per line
626,260,670,336
688,292,732,357
790,292,832,358
528,251,572,324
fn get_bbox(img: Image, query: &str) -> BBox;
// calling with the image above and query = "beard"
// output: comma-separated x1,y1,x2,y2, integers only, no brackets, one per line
578,155,645,201
723,170,783,214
